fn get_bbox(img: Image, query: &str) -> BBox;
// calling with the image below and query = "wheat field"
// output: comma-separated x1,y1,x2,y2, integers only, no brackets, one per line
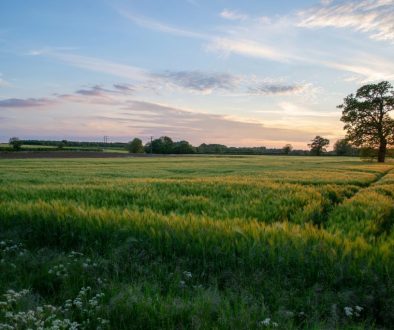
0,156,393,329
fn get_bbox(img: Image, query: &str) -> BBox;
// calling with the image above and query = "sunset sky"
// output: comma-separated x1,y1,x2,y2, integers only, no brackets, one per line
1,0,393,148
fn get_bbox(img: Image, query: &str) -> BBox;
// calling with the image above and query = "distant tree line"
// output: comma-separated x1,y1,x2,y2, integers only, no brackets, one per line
3,136,387,158
20,140,126,148
126,136,312,155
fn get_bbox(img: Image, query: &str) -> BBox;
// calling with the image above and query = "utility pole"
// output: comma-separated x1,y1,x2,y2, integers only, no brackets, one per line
103,136,109,144
150,136,153,154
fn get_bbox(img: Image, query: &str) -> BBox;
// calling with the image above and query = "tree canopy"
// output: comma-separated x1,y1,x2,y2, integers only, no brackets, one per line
333,139,356,156
126,138,144,153
338,81,394,162
282,144,293,155
308,136,329,156
9,137,22,150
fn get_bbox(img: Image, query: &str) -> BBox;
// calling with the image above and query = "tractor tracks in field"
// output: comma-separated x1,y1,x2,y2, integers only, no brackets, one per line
317,166,394,228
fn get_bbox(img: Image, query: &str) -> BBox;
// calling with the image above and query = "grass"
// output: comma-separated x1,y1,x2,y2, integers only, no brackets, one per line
0,156,393,329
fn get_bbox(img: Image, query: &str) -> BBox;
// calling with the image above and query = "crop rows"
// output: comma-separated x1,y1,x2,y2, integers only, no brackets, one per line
0,156,393,329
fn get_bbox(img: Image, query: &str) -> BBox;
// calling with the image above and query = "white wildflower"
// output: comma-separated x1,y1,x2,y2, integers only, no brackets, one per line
344,306,353,317
183,271,192,279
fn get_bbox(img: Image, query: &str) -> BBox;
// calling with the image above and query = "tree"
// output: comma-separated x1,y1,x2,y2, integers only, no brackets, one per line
126,138,144,153
197,143,227,154
338,81,394,163
146,136,174,154
282,144,293,155
58,139,68,150
9,137,22,150
308,136,329,156
333,139,355,156
173,140,195,154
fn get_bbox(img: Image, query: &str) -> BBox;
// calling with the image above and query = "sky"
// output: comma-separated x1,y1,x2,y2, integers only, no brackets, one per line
0,0,393,148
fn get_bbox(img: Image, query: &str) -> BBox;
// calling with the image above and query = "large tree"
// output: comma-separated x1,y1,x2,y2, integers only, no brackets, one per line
338,81,394,163
308,136,329,156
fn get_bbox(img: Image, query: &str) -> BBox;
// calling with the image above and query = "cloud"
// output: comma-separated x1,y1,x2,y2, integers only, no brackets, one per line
155,70,240,94
319,53,394,82
64,76,313,101
108,100,315,146
248,83,310,96
74,84,134,96
30,50,149,81
29,46,316,96
75,85,112,96
113,84,134,93
30,50,244,94
109,4,393,83
117,9,208,39
205,8,394,82
220,9,248,21
206,37,297,63
0,98,55,108
56,83,138,105
298,0,394,43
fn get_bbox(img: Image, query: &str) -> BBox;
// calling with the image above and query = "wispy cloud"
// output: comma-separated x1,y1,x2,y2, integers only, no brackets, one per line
206,4,394,82
30,49,149,81
320,53,394,82
55,85,125,105
0,95,317,147
75,84,134,96
113,100,315,145
75,85,112,96
0,98,55,108
113,84,134,93
29,47,312,96
117,9,208,39
220,9,248,21
248,83,310,96
298,0,394,43
206,37,295,63
154,71,240,94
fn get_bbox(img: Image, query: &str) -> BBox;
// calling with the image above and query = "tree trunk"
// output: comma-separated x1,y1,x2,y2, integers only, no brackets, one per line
378,140,387,163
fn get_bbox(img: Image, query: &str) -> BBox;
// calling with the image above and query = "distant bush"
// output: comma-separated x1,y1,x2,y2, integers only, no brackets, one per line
9,137,23,150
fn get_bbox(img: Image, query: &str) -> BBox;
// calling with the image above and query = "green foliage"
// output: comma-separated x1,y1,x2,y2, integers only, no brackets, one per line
126,138,144,153
0,156,393,329
339,81,394,163
172,140,195,154
359,147,377,162
283,144,293,155
308,136,330,156
334,139,357,156
9,137,23,150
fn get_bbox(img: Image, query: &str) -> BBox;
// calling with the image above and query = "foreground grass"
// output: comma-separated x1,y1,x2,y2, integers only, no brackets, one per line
0,156,393,329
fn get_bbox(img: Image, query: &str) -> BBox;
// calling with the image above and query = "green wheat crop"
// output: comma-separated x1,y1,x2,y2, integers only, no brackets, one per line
0,156,393,329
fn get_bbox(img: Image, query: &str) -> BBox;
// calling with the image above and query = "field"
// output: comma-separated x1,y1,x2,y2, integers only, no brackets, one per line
0,144,127,154
0,156,393,329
